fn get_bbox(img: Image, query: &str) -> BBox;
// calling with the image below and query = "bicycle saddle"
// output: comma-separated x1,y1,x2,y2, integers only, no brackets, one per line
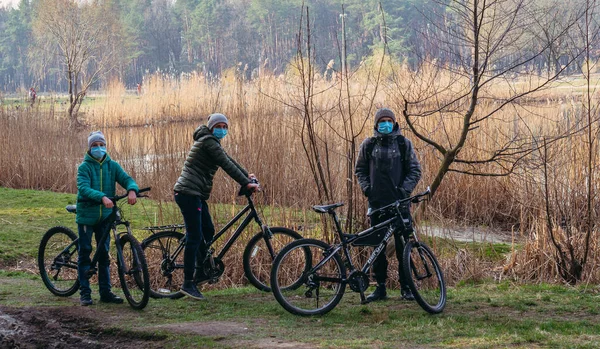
65,205,77,213
312,203,344,213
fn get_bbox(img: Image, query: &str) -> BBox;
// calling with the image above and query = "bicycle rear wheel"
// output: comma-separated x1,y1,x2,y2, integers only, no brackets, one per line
271,238,346,316
118,234,150,309
38,226,80,297
141,231,185,299
402,240,446,314
243,227,304,292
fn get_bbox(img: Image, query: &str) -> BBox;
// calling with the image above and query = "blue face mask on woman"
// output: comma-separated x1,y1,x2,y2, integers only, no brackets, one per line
90,146,107,159
377,121,394,135
213,128,228,140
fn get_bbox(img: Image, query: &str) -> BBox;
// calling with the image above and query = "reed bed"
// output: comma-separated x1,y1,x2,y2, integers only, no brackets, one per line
2,66,600,286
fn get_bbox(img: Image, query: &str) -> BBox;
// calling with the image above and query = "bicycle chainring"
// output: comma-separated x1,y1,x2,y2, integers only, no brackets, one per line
203,257,225,283
348,271,370,293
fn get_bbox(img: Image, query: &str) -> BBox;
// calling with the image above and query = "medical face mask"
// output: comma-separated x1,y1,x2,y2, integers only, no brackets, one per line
377,121,394,135
213,128,228,140
90,146,107,159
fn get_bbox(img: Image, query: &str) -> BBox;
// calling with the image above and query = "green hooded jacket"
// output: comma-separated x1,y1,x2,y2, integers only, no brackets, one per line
76,152,139,225
173,125,250,199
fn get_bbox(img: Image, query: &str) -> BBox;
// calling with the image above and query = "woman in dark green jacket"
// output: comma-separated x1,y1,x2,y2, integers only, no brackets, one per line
174,113,258,300
77,131,139,306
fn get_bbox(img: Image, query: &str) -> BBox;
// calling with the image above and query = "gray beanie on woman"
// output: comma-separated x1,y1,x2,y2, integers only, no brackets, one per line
88,131,106,149
207,113,229,130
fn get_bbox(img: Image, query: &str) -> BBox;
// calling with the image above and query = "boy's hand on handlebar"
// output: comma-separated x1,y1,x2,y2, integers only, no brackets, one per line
102,196,114,208
127,190,137,205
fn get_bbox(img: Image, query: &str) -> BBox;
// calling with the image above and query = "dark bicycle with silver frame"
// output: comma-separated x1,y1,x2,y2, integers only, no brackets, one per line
270,187,446,316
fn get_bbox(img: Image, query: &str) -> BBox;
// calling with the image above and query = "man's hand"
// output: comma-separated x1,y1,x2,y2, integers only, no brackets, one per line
101,196,114,208
127,190,137,205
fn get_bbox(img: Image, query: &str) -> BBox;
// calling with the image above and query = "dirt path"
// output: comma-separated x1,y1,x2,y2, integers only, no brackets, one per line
0,306,166,349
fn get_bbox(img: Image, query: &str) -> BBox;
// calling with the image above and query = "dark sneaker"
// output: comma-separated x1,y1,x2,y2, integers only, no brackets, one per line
181,280,205,300
80,294,93,306
366,284,387,303
100,292,124,304
401,288,415,301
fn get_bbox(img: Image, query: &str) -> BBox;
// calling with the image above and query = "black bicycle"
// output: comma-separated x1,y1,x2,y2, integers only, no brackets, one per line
141,181,305,299
38,188,152,310
270,187,446,316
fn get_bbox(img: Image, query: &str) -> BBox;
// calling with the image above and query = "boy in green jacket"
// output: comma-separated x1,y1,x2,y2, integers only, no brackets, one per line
76,131,139,306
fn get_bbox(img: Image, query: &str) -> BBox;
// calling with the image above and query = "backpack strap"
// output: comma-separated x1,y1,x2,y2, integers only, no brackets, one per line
366,135,409,168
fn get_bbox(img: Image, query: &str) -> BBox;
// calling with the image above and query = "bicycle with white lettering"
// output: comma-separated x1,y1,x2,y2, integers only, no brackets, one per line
270,187,446,316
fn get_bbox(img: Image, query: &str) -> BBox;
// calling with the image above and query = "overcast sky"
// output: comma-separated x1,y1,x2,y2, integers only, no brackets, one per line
0,0,19,9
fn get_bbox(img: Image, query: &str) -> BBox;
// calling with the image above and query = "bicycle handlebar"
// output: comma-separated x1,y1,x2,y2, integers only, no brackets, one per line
109,187,151,203
367,186,430,217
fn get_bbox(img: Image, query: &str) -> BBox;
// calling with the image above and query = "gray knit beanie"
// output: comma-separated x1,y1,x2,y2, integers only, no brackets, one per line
207,113,229,130
88,131,106,149
374,108,396,124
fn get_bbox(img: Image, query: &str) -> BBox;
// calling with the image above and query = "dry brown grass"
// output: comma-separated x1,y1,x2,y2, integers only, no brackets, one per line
2,67,599,285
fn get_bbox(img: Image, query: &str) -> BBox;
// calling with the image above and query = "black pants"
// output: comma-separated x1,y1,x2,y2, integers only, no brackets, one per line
174,192,215,281
371,211,411,289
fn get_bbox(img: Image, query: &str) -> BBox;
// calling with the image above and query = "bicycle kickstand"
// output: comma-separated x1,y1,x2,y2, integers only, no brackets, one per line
359,290,367,304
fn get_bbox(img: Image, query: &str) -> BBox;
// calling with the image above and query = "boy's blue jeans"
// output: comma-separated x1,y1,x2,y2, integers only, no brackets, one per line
77,219,112,298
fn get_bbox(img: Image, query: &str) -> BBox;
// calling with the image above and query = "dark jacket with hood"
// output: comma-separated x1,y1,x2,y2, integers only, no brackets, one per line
355,125,421,210
174,125,250,199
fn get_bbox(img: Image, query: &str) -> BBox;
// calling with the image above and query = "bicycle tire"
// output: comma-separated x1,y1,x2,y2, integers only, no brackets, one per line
141,231,185,299
242,227,304,292
118,234,150,309
271,238,346,316
38,226,80,297
402,240,446,314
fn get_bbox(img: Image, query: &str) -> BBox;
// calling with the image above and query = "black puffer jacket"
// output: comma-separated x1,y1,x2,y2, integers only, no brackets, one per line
355,126,421,209
174,125,250,199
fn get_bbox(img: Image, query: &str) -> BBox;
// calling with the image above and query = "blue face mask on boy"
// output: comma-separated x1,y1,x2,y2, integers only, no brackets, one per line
377,121,394,135
90,146,107,159
213,128,228,140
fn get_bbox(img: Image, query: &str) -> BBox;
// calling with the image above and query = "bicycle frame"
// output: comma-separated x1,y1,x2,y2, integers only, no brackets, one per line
159,195,273,266
309,192,428,302
209,195,271,260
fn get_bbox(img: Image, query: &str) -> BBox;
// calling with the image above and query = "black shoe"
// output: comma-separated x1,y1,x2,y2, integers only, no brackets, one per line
401,288,415,301
100,291,124,304
181,280,205,300
366,284,387,303
80,294,93,306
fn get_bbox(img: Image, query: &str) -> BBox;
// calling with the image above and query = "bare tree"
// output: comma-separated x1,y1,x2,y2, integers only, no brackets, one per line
30,0,122,124
392,0,587,197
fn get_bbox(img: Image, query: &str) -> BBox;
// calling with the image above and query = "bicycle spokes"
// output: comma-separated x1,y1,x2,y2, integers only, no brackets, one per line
271,240,346,316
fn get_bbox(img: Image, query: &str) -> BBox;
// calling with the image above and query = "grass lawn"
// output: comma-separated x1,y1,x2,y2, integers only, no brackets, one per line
1,187,600,348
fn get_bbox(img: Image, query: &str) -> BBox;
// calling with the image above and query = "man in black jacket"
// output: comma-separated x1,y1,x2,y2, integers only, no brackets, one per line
355,108,422,302
174,113,259,300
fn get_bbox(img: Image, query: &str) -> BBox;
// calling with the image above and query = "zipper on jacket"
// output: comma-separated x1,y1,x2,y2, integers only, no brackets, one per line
97,159,104,225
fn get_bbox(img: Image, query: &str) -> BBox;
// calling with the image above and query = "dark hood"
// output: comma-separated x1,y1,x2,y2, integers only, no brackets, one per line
193,125,215,141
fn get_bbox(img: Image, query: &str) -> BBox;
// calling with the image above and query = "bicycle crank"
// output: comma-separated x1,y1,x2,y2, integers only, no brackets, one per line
202,257,225,284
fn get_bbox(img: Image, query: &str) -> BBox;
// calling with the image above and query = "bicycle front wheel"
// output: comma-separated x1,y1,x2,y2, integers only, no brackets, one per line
403,240,446,314
141,231,185,299
271,238,346,316
118,234,150,310
243,227,303,292
38,226,80,297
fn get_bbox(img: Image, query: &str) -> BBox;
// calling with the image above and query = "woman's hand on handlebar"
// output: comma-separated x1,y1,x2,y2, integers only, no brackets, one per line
245,182,260,193
127,190,137,205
